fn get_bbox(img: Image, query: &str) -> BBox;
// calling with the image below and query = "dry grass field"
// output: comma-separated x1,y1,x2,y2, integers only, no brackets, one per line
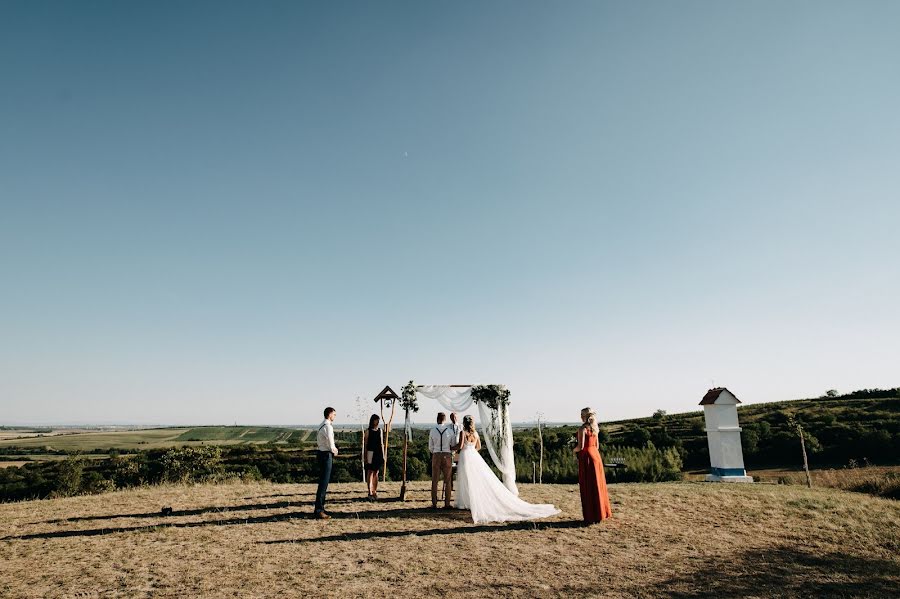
1,481,898,599
751,465,900,497
0,427,316,452
0,429,191,452
682,465,900,499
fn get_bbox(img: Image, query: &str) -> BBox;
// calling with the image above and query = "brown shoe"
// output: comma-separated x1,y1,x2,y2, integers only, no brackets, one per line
314,511,331,520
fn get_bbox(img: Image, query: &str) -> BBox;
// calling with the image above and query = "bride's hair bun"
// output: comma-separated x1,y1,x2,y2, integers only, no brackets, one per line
463,415,476,432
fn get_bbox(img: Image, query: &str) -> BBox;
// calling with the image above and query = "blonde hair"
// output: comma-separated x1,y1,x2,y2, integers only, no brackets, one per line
463,415,476,434
581,407,599,435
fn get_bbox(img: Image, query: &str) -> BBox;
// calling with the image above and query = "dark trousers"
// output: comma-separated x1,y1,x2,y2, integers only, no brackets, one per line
315,450,333,514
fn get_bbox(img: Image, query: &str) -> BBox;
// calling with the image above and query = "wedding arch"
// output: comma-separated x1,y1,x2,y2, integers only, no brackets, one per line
393,381,517,498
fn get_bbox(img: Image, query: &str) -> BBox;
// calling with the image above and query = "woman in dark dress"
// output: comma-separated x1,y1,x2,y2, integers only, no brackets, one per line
574,407,612,523
363,414,384,499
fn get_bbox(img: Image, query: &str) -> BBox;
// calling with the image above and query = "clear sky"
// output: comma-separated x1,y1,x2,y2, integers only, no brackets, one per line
1,1,898,426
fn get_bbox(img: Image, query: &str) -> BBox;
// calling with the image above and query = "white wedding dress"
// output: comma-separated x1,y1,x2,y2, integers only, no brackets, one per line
455,433,560,524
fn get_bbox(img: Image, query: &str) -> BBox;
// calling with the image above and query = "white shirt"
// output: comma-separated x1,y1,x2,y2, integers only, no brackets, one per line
317,420,337,453
429,424,454,453
450,421,463,440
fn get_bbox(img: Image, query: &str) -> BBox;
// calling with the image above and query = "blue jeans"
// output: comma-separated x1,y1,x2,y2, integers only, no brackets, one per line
315,451,333,514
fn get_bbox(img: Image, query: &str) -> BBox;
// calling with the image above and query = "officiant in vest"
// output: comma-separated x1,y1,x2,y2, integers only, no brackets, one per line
429,412,454,509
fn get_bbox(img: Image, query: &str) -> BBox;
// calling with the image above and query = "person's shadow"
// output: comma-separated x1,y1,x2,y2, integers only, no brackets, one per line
260,518,586,545
8,500,574,542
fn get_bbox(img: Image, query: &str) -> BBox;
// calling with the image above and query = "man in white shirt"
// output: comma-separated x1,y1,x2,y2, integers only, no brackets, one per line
449,412,463,443
315,407,339,519
429,412,454,509
448,412,463,495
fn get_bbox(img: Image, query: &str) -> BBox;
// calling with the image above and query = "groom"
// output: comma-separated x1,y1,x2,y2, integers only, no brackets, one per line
429,412,454,509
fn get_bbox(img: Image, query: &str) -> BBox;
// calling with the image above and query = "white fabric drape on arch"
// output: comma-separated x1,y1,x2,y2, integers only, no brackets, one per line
415,385,518,495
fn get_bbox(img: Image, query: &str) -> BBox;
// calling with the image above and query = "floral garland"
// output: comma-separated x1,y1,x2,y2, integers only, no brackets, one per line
400,380,419,413
471,384,511,448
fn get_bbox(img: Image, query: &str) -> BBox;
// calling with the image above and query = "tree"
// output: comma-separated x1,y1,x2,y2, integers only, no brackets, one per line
53,455,84,498
624,425,652,447
652,409,667,421
824,389,839,398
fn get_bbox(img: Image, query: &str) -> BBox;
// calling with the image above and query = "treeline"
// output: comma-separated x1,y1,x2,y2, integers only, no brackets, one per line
1,388,897,502
0,428,684,501
0,446,331,502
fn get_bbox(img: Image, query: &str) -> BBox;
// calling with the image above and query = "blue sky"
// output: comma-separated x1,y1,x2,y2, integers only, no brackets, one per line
1,1,898,425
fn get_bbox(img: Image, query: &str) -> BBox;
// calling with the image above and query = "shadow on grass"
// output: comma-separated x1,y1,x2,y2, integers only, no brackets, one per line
7,503,512,541
244,489,363,500
39,500,313,524
260,519,586,545
37,493,392,525
624,545,900,598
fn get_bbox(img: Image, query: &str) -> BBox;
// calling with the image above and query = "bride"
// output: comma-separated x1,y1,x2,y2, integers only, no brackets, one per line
454,415,560,524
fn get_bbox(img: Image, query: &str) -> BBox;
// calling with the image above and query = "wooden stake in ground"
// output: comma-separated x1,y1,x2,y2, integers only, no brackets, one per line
400,417,409,501
799,426,812,488
789,416,813,488
536,412,544,485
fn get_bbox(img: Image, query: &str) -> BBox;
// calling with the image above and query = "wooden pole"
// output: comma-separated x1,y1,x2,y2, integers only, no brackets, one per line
360,427,366,483
537,417,544,485
380,399,387,480
382,398,397,481
799,426,812,488
400,409,409,501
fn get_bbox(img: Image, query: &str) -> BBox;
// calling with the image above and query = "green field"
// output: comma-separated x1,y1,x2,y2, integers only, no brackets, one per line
0,426,316,453
0,428,190,452
175,426,297,443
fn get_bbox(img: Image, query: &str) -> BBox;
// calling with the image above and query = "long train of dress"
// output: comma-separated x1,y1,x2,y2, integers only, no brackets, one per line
455,439,560,524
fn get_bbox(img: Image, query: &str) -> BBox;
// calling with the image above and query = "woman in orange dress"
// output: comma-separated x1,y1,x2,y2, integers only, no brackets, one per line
574,407,612,523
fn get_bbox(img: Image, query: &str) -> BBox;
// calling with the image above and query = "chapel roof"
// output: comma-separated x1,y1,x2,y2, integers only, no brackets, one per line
699,387,741,405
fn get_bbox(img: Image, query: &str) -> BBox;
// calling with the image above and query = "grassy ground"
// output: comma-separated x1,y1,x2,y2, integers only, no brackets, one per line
753,465,900,499
683,465,900,500
1,481,898,598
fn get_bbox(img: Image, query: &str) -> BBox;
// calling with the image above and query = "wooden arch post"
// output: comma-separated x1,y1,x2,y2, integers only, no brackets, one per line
373,386,399,481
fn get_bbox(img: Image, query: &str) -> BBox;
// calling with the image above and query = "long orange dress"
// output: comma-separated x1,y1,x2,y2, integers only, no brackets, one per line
578,428,612,523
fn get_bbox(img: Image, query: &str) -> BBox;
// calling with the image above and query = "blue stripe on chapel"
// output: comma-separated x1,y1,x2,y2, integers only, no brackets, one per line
710,467,747,476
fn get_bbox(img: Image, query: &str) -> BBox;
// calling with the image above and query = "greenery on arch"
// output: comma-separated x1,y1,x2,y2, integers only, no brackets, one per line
471,384,511,448
400,380,419,414
470,384,510,411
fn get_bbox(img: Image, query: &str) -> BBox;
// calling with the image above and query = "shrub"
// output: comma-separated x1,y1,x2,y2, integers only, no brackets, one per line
51,455,85,498
603,444,683,483
159,446,223,484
